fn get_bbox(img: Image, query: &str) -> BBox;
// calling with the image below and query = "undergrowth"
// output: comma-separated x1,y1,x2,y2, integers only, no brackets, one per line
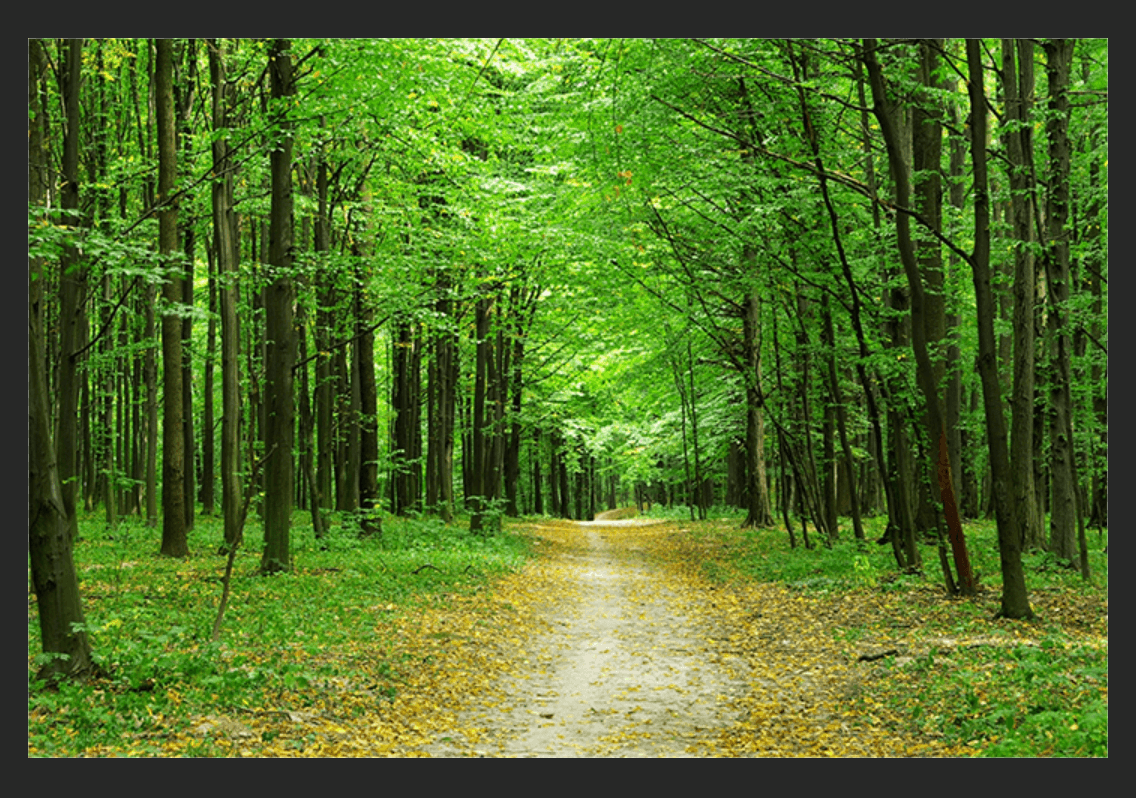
652,505,1108,758
28,509,533,757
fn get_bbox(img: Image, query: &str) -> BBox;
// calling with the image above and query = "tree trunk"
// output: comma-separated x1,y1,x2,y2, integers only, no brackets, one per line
201,245,217,516
357,275,381,537
391,312,421,517
1000,39,1045,554
740,287,773,528
962,39,1033,619
261,39,296,574
209,39,244,553
1042,39,1080,566
313,145,336,512
156,38,189,557
504,307,526,518
469,294,492,531
822,296,864,540
864,39,974,588
297,310,325,538
30,38,95,681
531,428,544,515
56,38,85,543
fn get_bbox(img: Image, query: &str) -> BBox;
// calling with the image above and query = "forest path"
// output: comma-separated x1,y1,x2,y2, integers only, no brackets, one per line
418,513,751,757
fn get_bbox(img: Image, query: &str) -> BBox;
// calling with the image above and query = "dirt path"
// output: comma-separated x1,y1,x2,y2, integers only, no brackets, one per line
419,516,751,757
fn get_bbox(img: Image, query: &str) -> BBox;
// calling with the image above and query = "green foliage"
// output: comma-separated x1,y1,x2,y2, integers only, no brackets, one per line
671,512,1107,757
28,510,533,756
886,637,1108,757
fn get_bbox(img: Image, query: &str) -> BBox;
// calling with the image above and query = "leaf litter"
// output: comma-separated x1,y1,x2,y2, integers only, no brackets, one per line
406,515,972,757
34,513,1104,757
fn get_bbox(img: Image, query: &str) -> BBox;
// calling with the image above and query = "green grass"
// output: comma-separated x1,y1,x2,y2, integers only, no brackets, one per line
872,634,1108,757
28,508,534,757
661,506,1108,757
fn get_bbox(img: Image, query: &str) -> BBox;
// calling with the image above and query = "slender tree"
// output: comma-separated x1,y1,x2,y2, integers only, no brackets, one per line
56,38,86,543
1041,38,1080,567
863,39,973,592
1001,38,1044,553
261,39,296,574
962,39,1033,619
29,37,94,682
208,38,244,553
157,38,189,557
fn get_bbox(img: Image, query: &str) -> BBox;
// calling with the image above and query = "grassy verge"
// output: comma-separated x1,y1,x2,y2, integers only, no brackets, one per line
647,507,1108,757
28,509,533,757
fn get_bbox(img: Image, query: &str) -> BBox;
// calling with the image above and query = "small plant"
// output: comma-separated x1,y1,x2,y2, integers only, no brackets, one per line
852,554,878,588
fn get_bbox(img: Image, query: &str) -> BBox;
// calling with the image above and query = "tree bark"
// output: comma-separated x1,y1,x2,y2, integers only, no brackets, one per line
30,38,95,681
157,38,189,557
261,39,296,574
201,245,217,516
740,287,773,528
998,39,1045,552
962,39,1033,619
357,272,382,537
1042,39,1080,566
56,38,85,543
313,142,336,512
208,39,244,553
864,39,973,589
426,269,458,523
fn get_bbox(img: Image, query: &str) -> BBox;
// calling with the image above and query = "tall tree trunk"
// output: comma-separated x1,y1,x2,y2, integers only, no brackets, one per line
549,429,561,517
426,269,458,523
30,38,95,681
962,39,1033,619
913,39,961,590
740,287,773,528
504,308,525,518
1001,39,1044,553
864,39,973,589
1042,39,1080,566
209,39,243,552
201,244,217,516
56,38,85,542
531,427,544,515
1082,94,1107,532
181,227,196,531
313,142,336,512
296,309,325,538
821,296,864,540
470,293,495,532
176,40,198,532
261,39,296,574
335,329,354,511
156,38,189,557
357,270,382,537
945,78,968,525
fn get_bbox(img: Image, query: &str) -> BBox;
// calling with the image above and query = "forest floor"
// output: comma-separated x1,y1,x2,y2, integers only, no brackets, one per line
30,508,1107,757
416,514,752,756
406,513,969,757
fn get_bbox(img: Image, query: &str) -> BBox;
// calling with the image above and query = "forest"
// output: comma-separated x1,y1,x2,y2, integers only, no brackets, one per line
29,39,1106,757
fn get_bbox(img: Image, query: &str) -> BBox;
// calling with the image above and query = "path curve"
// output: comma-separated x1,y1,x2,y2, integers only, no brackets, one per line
421,516,750,757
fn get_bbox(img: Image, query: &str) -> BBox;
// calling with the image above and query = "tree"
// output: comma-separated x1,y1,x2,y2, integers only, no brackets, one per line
863,39,971,587
261,38,296,574
156,38,189,558
1041,39,1081,569
963,39,1032,619
29,37,94,682
999,39,1044,554
208,38,244,553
